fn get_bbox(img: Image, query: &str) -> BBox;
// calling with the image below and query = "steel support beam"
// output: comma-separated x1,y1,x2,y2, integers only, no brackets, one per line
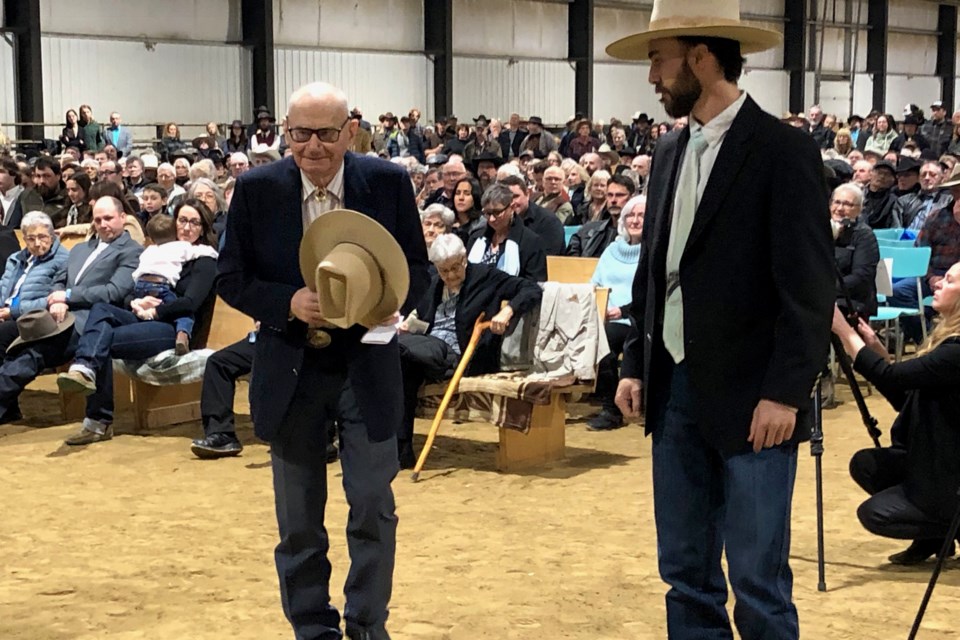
424,0,453,120
866,0,888,110
784,0,807,114
569,0,594,118
4,0,43,141
937,4,957,112
241,0,274,115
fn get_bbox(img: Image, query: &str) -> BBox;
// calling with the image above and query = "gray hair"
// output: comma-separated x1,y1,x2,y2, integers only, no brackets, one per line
188,177,227,213
157,162,175,176
496,163,523,180
618,195,646,241
420,203,455,228
428,233,467,264
832,183,863,209
189,159,216,182
481,182,514,210
20,211,54,235
229,152,249,166
80,159,99,169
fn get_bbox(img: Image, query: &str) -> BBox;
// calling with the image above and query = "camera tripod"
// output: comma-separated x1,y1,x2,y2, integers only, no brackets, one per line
809,334,884,592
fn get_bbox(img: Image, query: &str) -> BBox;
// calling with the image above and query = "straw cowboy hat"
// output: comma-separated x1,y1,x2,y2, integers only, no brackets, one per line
939,164,960,189
299,209,409,331
606,0,782,60
8,309,75,353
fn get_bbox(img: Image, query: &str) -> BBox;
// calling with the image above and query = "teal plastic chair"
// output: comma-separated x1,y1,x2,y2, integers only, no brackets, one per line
876,238,916,248
564,225,582,248
873,228,906,241
870,246,932,359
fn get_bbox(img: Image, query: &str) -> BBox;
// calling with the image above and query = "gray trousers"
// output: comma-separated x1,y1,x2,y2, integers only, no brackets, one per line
270,351,399,640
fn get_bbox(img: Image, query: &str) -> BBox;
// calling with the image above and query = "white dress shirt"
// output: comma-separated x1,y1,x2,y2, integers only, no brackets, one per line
301,162,345,232
75,240,110,283
0,185,23,226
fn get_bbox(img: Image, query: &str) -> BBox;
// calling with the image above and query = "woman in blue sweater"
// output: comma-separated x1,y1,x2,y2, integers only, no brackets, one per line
0,211,70,353
588,194,644,430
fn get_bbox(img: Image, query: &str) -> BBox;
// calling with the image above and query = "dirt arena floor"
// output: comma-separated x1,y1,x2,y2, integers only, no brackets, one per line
1,376,959,639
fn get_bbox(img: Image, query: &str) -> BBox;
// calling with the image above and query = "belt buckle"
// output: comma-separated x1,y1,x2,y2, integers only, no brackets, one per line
306,328,332,349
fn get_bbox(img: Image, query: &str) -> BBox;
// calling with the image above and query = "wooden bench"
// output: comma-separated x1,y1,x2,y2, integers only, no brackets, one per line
60,297,253,430
419,257,608,471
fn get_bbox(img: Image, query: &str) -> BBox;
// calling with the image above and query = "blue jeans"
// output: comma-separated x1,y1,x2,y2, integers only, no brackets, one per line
887,277,934,344
133,280,194,337
271,349,398,640
73,303,177,424
650,363,799,640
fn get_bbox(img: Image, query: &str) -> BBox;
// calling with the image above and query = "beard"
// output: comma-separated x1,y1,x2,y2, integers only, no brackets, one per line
36,182,58,201
659,59,702,119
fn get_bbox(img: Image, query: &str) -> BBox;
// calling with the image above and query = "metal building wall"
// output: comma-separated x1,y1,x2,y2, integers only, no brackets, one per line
0,37,18,138
41,37,249,140
274,48,433,123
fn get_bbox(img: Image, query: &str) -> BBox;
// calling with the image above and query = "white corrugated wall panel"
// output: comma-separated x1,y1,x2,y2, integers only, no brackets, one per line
804,72,873,119
275,0,423,51
453,57,573,127
274,49,433,123
41,36,248,141
0,36,17,139
886,33,936,76
886,76,941,117
40,0,239,42
593,62,663,124
453,0,567,58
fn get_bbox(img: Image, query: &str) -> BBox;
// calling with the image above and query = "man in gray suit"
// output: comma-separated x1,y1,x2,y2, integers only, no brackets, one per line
0,196,141,425
103,112,134,158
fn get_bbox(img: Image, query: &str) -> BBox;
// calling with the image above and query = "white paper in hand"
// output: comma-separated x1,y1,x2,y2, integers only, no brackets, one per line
361,318,401,345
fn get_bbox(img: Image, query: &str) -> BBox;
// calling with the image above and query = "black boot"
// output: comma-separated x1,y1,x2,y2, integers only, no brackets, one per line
191,432,243,459
587,407,625,431
397,439,416,469
888,539,956,565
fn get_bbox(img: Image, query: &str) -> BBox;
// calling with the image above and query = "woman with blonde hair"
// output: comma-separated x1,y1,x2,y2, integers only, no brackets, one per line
570,169,610,225
833,127,853,156
832,261,960,564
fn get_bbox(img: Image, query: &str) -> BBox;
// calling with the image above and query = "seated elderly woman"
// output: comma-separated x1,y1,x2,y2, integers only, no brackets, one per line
57,199,220,445
396,233,542,468
0,212,70,353
832,261,960,565
831,183,879,318
466,182,547,281
420,203,455,250
589,195,644,431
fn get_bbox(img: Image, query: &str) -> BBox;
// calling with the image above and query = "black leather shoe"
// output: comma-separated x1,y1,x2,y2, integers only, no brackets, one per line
587,409,625,431
888,539,955,565
191,433,243,459
346,625,391,640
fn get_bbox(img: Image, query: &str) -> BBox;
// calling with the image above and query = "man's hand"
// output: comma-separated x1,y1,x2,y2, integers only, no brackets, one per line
134,306,157,321
606,307,623,321
615,378,642,418
0,308,11,322
49,302,68,323
138,296,162,310
47,291,67,306
290,287,325,326
489,306,514,335
747,399,797,453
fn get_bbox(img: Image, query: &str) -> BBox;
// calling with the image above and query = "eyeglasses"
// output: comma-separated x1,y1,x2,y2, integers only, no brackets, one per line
287,118,350,144
24,234,51,243
483,206,511,219
176,217,203,228
99,169,118,176
831,199,858,208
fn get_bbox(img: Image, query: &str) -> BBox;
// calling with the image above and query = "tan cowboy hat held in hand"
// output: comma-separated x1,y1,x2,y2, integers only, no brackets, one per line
606,0,783,61
299,209,410,329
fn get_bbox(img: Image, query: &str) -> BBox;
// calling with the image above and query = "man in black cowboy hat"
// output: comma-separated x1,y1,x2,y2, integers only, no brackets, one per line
861,160,903,229
894,156,922,198
520,116,558,159
628,111,653,151
470,151,502,190
847,114,864,148
892,114,930,153
251,107,279,151
463,118,502,165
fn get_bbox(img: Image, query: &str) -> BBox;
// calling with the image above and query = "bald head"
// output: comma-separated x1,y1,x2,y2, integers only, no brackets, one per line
285,82,356,186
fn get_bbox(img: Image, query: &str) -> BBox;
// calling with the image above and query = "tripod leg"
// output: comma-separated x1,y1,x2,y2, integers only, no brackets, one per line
811,378,826,592
907,487,960,639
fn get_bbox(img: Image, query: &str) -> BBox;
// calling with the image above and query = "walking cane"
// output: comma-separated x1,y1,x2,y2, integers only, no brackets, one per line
411,313,492,482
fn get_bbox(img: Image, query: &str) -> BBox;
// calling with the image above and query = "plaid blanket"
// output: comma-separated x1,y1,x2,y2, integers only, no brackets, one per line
113,349,213,386
417,372,583,433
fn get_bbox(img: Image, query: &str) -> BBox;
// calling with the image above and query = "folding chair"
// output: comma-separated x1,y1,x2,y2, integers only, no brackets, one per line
870,246,931,360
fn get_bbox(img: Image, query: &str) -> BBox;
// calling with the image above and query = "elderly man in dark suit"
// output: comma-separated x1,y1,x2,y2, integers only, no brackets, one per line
609,2,834,638
217,82,429,640
0,195,142,426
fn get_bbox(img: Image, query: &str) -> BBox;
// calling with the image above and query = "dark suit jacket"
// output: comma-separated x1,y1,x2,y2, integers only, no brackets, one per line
566,214,616,258
498,129,528,158
414,263,542,375
217,153,429,443
621,96,834,455
520,201,565,256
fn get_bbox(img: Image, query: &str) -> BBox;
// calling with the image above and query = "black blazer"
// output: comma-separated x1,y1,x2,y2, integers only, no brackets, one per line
566,214,616,258
498,129,528,158
217,153,430,443
834,220,879,317
467,217,547,282
414,263,542,375
855,339,960,520
520,201,565,256
621,96,835,455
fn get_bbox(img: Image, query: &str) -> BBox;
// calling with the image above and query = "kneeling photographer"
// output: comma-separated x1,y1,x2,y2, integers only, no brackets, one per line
832,261,960,565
